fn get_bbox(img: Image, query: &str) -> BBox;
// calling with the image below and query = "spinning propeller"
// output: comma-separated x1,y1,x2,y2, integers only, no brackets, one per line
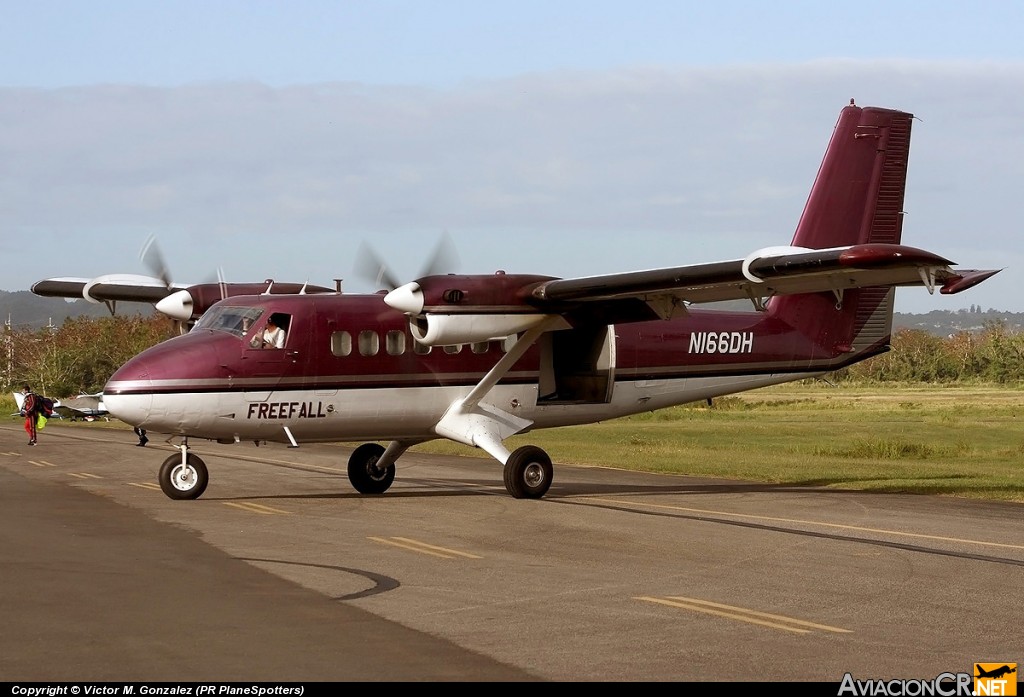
140,235,229,330
354,231,460,292
140,234,173,290
141,234,227,302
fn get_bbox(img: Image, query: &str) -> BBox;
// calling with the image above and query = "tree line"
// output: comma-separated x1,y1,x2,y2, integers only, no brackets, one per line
3,315,1023,400
3,315,176,399
835,321,1024,384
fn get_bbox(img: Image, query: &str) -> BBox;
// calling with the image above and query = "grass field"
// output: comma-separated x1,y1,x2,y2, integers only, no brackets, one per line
411,382,1024,503
7,383,1024,503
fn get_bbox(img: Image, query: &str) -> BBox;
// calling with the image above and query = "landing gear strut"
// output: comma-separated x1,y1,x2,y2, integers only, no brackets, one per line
503,445,553,499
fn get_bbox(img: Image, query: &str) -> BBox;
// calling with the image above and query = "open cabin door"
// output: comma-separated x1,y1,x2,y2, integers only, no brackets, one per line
537,325,615,404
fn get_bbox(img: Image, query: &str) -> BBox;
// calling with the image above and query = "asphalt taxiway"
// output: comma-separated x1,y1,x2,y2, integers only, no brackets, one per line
2,423,1022,681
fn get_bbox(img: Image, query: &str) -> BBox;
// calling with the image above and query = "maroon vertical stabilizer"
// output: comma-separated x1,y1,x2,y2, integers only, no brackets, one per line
768,103,914,359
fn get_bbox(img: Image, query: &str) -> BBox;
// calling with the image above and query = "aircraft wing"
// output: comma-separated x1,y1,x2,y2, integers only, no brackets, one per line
383,243,1000,344
528,243,1000,318
524,241,995,323
31,274,185,304
32,275,337,322
55,394,107,420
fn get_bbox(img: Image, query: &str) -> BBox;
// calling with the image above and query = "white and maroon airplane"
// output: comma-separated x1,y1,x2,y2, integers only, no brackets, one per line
32,102,998,501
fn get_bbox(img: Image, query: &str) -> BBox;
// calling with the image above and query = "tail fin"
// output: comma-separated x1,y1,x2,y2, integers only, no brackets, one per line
791,103,913,248
768,103,914,358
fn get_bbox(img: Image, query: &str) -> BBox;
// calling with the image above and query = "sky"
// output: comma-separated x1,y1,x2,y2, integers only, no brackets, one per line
2,1,1023,314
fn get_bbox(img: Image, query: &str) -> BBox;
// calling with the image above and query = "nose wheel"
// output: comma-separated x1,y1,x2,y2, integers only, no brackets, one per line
158,453,209,500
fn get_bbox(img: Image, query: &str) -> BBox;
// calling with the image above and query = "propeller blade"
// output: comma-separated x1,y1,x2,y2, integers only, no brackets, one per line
354,242,403,291
140,234,172,289
355,232,461,292
421,230,460,278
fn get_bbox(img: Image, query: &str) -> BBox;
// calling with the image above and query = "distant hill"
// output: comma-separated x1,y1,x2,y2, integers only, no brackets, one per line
0,290,154,330
892,309,1024,336
2,289,1021,336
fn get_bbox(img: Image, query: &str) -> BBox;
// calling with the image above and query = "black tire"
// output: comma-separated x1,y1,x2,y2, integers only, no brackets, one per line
348,443,396,494
503,445,553,499
158,453,209,500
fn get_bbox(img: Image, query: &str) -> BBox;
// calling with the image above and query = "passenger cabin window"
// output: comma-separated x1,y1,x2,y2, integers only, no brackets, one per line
386,330,406,356
471,341,489,354
413,341,431,355
358,330,379,356
331,331,352,356
443,344,463,354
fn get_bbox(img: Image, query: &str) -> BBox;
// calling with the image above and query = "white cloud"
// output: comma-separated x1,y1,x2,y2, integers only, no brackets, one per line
2,61,1021,313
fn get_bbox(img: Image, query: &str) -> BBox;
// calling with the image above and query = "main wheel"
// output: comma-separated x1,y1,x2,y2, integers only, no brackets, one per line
158,453,209,500
348,443,396,494
503,445,553,499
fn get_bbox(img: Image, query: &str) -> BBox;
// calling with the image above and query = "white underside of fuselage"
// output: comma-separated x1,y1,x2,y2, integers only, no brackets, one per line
106,371,823,447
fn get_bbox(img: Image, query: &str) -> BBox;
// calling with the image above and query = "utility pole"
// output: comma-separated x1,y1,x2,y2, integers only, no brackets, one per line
3,314,11,389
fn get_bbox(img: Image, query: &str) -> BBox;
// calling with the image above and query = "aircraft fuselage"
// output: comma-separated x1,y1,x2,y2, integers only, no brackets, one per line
103,291,877,445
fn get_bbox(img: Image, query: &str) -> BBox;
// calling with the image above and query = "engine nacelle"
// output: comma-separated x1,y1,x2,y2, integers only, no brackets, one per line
409,313,555,346
384,272,563,345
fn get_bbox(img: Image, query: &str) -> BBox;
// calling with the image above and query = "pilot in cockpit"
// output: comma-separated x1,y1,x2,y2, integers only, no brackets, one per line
261,315,287,349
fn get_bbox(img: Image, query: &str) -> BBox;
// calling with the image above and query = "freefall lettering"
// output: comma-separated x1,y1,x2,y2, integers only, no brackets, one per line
246,401,328,419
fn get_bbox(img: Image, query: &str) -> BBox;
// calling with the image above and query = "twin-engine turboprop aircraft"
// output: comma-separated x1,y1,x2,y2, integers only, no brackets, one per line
32,103,998,501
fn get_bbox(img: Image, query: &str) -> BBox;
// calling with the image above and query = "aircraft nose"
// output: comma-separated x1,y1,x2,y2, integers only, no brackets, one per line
104,334,228,435
103,356,155,426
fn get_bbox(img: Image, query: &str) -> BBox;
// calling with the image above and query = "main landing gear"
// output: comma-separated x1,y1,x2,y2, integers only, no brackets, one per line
347,443,396,494
345,441,553,499
503,445,553,499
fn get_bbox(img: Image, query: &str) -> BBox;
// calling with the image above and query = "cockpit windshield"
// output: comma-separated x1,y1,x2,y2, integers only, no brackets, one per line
193,306,265,339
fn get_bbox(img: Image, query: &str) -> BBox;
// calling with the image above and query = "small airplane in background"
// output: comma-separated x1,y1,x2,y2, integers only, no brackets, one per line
32,102,999,502
13,391,109,421
12,391,62,420
57,392,109,421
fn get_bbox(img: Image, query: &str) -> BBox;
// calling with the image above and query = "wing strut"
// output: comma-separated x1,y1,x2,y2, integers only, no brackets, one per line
433,316,560,464
919,266,937,294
